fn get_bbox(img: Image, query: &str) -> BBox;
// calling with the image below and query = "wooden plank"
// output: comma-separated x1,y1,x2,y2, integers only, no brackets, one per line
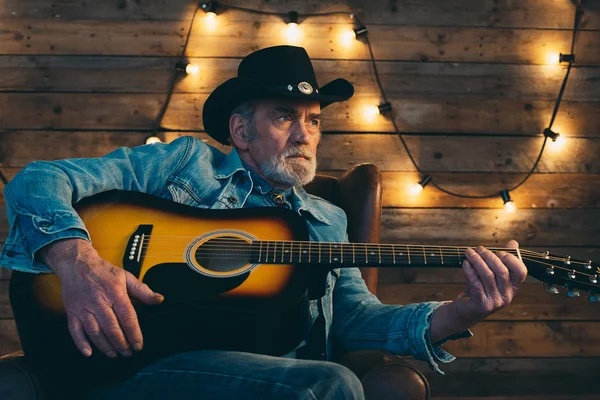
1,0,598,29
0,281,11,319
188,23,600,66
378,172,600,209
3,57,599,103
0,320,20,355
443,321,600,357
2,92,599,137
406,358,600,398
378,283,600,321
3,131,600,174
380,209,600,247
0,268,12,281
1,19,599,65
379,247,600,284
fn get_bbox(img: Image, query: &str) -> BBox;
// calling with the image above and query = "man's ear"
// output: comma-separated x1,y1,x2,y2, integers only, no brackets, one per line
229,114,250,151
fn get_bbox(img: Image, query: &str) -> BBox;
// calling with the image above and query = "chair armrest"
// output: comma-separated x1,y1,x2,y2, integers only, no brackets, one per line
0,351,46,400
337,350,430,400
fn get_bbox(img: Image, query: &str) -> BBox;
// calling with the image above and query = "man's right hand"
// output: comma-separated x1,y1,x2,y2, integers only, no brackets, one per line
39,238,164,358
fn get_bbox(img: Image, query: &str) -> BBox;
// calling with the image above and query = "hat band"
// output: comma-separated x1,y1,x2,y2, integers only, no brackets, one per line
271,82,320,95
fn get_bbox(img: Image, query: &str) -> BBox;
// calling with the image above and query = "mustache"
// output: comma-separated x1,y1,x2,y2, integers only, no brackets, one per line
281,146,315,159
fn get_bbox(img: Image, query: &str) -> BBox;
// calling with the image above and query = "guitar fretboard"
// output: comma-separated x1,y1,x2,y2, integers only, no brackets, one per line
249,241,517,267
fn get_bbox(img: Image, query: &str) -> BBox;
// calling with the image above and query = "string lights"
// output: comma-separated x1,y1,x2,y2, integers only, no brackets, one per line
148,0,583,212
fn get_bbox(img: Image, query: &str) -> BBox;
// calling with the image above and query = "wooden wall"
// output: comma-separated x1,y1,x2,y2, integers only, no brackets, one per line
2,0,600,398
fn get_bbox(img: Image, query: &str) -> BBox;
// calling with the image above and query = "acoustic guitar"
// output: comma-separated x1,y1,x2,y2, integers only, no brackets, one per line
10,190,600,362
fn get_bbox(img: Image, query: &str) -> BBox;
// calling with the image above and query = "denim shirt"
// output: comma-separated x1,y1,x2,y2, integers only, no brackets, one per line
0,136,471,374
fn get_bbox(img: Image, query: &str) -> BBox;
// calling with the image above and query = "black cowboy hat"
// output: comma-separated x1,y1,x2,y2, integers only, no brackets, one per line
202,45,354,145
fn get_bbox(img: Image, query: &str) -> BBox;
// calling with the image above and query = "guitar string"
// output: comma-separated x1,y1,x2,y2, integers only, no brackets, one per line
136,237,568,257
136,238,533,254
135,251,597,277
137,242,580,262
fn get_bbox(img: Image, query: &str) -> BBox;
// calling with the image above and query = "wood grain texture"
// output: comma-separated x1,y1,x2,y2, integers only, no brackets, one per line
0,320,20,355
3,132,600,174
2,57,599,103
1,19,599,64
380,209,600,247
407,358,600,397
2,0,599,30
378,283,600,321
0,281,11,319
444,321,600,357
2,92,598,137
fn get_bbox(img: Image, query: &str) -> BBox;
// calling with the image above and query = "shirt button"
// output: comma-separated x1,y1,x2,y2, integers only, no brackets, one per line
228,196,238,204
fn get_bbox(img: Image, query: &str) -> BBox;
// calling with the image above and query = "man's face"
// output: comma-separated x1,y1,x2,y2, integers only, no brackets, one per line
244,98,322,188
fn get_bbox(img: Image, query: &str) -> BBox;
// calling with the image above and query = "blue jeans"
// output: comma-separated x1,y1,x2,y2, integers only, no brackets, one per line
82,350,365,400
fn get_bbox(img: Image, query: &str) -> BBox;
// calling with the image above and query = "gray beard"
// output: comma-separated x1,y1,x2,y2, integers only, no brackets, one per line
259,146,317,187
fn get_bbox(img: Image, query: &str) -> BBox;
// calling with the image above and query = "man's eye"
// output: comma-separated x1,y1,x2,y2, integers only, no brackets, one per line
311,119,321,126
278,116,292,122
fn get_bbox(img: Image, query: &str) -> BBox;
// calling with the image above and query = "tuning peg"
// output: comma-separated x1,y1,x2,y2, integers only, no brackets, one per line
545,284,560,294
544,251,550,259
588,294,600,303
546,266,555,275
590,275,598,284
566,289,581,298
564,256,571,265
568,270,576,279
585,261,593,270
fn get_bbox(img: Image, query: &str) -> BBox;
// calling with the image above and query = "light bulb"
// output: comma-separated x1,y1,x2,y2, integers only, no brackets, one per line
145,136,163,144
409,175,432,196
206,11,216,19
409,183,424,196
185,64,199,75
285,22,302,43
500,189,516,213
341,29,356,47
363,104,380,121
504,201,516,213
545,52,560,65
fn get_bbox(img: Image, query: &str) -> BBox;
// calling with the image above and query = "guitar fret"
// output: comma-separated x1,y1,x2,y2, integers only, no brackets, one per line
407,246,411,264
352,243,355,264
439,246,444,264
392,244,396,264
423,246,427,264
318,242,321,263
329,243,332,264
308,242,311,263
365,244,369,263
259,241,263,262
378,245,382,264
299,242,302,263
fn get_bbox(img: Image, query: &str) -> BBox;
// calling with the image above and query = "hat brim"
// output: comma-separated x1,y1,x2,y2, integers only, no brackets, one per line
202,77,354,145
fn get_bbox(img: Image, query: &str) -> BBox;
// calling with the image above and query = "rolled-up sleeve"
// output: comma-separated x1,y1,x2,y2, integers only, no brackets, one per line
332,266,472,374
0,136,195,273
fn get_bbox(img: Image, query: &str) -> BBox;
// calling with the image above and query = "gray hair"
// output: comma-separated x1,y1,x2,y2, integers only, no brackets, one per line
228,101,257,144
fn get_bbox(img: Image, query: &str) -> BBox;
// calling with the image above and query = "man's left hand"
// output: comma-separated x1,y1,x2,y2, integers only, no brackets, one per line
430,240,528,343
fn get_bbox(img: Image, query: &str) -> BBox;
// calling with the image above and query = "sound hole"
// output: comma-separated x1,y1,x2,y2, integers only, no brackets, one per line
195,236,251,273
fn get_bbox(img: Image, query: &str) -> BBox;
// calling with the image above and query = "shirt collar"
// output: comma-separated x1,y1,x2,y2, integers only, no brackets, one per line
214,149,331,226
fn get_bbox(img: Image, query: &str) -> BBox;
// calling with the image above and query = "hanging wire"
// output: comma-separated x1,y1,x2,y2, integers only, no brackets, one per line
150,1,582,199
355,4,582,199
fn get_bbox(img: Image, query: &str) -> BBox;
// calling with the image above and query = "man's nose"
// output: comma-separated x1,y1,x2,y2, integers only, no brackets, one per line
291,121,312,144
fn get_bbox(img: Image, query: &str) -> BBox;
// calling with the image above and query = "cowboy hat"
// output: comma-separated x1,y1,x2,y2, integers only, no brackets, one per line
202,45,354,145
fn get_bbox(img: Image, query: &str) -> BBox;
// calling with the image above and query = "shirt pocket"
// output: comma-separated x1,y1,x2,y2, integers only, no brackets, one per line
167,183,208,208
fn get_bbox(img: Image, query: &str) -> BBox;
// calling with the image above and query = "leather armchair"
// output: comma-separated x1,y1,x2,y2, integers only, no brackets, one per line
0,164,429,400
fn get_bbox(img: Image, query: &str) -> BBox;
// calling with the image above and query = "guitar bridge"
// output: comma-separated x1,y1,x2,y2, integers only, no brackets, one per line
123,224,153,277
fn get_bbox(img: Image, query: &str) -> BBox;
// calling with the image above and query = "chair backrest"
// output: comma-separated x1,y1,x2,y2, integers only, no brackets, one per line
304,164,383,294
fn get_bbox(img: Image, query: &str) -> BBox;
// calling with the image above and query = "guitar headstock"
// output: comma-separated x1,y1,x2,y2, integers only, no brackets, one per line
521,249,600,302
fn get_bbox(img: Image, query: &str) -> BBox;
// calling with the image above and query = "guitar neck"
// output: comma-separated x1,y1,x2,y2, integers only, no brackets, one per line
250,241,520,268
